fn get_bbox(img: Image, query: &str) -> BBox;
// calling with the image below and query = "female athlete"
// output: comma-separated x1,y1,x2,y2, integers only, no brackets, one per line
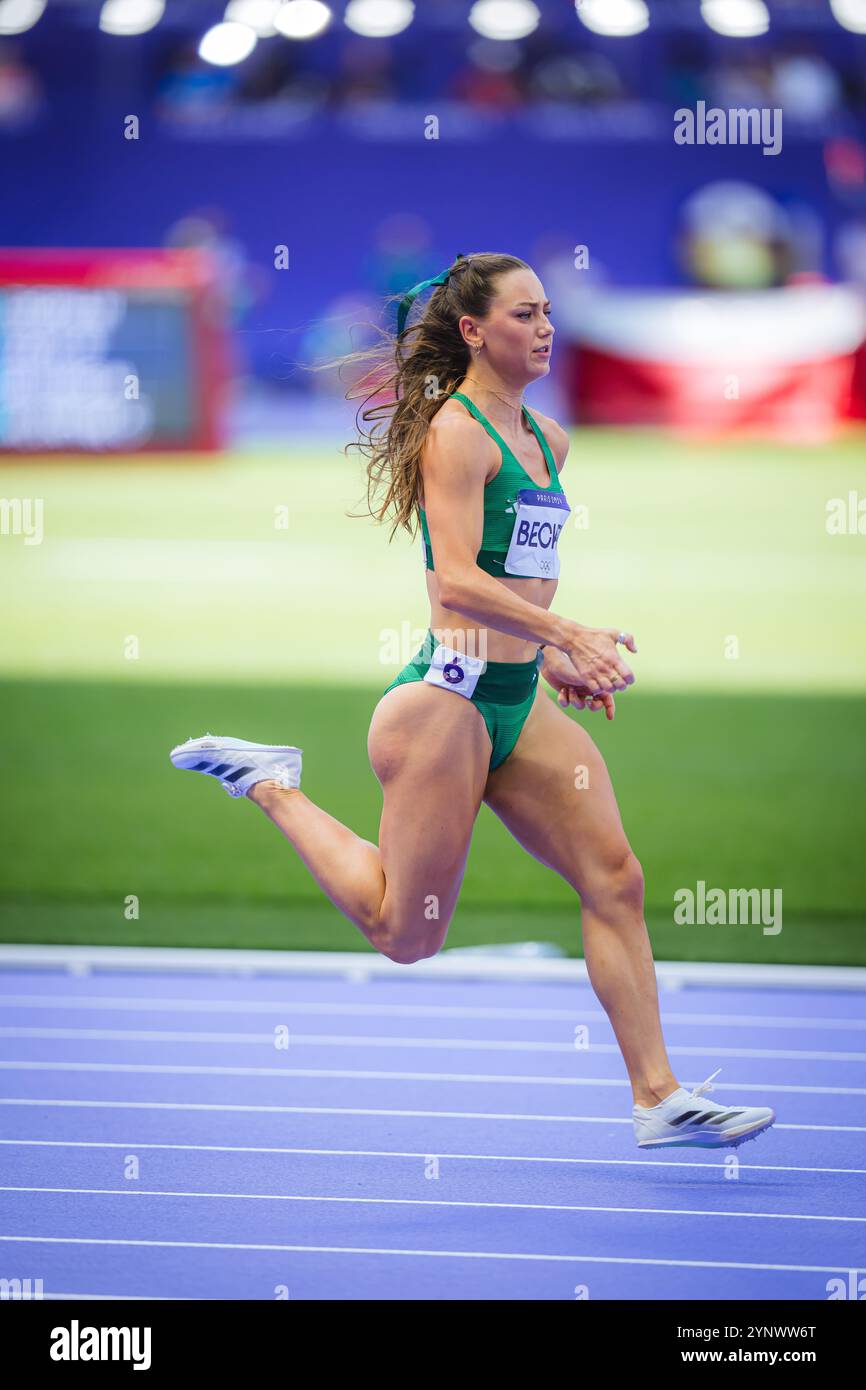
170,252,774,1151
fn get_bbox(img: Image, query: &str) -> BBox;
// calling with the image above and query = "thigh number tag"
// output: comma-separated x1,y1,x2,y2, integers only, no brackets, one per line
423,643,486,700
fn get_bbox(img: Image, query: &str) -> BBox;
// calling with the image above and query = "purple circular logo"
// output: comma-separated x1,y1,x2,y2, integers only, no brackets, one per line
443,662,464,684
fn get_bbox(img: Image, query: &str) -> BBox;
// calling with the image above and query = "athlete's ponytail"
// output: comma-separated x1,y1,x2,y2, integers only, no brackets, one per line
311,251,530,542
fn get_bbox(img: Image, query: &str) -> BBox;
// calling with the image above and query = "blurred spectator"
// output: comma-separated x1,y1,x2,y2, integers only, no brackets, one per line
448,48,525,112
164,209,264,326
235,48,330,110
678,182,794,290
362,212,434,303
664,37,709,109
332,39,397,107
825,137,866,204
771,48,842,122
297,292,381,395
706,47,773,110
526,51,625,106
0,42,42,126
156,43,239,117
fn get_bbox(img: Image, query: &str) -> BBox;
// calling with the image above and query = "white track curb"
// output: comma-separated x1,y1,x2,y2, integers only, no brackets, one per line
0,944,864,991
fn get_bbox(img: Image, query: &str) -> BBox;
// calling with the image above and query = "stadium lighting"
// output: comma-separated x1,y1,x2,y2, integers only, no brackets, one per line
99,0,165,37
224,1,282,38
0,0,45,36
273,0,333,39
344,0,414,39
199,20,258,65
701,0,769,38
577,0,649,39
830,0,866,34
468,1,540,42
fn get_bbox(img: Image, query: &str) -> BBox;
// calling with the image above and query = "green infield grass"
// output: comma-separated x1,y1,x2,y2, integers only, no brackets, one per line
1,430,864,962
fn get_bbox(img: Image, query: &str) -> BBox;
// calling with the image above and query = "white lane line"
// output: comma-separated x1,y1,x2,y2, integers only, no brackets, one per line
1,994,865,1031
2,1137,866,1174
1,1097,863,1130
0,1235,856,1274
2,1026,866,1063
2,1184,865,1224
1,1060,865,1095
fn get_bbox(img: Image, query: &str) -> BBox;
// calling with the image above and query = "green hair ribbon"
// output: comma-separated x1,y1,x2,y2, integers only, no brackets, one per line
396,254,465,338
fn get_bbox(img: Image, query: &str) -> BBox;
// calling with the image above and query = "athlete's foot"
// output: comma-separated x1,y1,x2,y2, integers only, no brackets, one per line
633,1067,775,1150
632,1076,680,1109
169,734,302,799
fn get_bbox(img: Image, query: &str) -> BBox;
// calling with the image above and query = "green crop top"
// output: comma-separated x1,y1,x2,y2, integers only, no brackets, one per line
419,391,569,578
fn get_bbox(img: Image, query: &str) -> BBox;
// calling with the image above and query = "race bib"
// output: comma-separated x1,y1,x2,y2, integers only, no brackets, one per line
422,643,486,700
504,489,571,578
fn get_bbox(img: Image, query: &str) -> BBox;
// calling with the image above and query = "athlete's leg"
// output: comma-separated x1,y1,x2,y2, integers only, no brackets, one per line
248,682,491,964
482,689,679,1108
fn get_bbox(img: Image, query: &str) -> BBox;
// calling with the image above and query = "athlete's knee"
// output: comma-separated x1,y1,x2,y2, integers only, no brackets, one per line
379,938,439,966
582,846,645,915
617,851,645,909
374,905,451,965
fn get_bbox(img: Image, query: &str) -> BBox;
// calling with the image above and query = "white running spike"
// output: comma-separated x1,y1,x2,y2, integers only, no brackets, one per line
169,734,303,799
633,1070,775,1150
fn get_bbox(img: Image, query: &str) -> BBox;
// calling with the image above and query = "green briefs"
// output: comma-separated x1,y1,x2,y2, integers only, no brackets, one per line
381,629,543,771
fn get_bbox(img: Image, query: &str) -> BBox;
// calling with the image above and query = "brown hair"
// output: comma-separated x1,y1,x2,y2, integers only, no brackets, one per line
314,251,530,541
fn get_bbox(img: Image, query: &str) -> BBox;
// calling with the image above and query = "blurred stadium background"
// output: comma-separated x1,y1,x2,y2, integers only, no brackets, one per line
0,0,864,964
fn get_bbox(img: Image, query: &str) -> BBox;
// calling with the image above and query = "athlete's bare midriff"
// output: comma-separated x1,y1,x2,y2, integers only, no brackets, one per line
425,569,557,664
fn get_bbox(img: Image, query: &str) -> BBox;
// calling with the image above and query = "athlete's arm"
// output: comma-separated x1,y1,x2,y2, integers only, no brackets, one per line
530,415,613,714
421,410,565,648
421,412,635,693
419,408,561,647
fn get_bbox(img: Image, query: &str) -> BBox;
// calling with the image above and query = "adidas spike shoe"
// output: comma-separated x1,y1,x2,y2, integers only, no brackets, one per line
169,733,302,799
633,1069,775,1150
